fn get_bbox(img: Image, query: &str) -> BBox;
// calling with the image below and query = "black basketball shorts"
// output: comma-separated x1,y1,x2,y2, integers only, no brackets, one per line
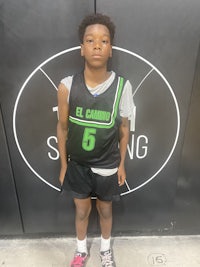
62,160,121,201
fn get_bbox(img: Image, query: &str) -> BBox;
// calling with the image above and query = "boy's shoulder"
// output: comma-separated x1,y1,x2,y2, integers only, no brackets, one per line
112,71,128,81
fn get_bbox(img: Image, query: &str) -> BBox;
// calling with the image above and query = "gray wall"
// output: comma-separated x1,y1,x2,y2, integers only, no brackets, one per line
0,0,200,236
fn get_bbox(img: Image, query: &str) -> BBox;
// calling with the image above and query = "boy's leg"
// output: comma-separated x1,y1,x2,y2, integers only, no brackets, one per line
70,198,91,267
96,199,116,267
96,199,112,240
74,197,92,241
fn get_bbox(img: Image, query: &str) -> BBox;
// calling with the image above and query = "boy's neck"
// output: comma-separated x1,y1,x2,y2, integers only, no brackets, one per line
84,65,110,88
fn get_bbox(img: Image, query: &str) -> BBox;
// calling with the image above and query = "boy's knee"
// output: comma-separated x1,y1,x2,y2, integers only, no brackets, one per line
75,203,92,221
96,200,112,219
76,208,91,221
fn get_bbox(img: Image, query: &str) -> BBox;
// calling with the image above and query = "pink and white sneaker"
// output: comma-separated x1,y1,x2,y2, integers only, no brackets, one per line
70,251,88,267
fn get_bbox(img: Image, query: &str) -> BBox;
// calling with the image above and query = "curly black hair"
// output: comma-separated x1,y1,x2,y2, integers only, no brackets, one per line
78,13,115,44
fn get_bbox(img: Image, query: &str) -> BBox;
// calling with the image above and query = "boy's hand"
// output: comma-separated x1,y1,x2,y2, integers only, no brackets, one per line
59,165,67,186
118,164,126,186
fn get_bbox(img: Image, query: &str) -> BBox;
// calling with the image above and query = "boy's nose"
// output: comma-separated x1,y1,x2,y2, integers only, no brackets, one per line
94,41,101,50
94,46,101,50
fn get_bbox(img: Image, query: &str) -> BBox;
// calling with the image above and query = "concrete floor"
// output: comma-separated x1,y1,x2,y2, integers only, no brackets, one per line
0,235,200,267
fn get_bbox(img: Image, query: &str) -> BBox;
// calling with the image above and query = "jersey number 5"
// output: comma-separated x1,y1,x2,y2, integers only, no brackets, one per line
82,128,97,151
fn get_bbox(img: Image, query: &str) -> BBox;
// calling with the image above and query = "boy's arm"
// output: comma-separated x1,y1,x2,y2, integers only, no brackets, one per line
118,117,129,186
57,83,69,186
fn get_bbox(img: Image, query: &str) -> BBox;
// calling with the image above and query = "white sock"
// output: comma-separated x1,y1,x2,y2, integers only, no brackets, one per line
76,236,88,254
100,235,111,252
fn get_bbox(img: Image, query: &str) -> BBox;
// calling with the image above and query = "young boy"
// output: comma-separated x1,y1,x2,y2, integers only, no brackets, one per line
57,13,134,267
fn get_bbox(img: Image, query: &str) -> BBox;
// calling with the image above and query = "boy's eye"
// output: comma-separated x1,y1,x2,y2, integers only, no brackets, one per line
86,39,93,43
102,40,109,44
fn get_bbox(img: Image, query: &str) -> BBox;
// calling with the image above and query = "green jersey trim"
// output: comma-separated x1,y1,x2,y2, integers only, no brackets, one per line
69,77,124,129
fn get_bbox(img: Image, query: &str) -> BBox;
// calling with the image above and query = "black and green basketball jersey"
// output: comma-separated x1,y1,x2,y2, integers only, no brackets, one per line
67,72,125,168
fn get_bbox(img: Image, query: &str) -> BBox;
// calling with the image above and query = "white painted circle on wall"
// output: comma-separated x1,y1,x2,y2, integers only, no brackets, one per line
13,46,180,195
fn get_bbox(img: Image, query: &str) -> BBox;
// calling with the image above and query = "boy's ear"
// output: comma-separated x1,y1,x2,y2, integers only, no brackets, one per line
109,47,112,58
81,44,84,57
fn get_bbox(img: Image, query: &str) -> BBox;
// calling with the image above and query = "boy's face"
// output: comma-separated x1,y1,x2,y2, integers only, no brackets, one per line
81,24,112,68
